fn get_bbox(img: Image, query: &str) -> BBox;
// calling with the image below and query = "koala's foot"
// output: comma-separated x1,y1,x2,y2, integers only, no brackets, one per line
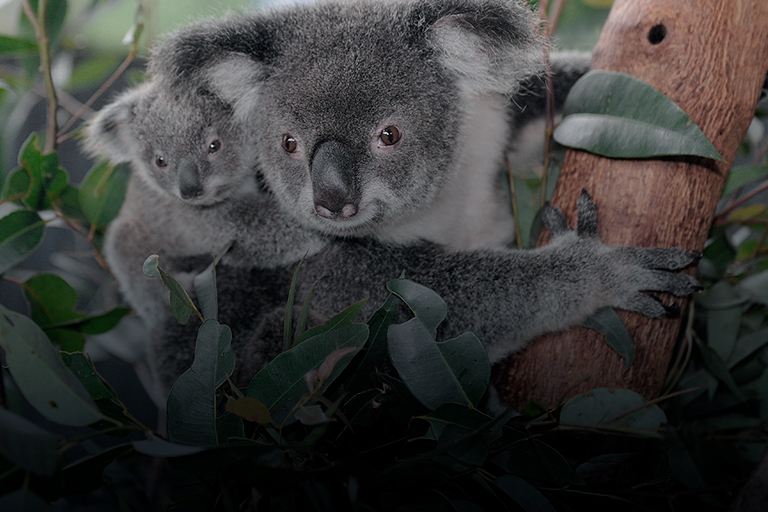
543,190,702,319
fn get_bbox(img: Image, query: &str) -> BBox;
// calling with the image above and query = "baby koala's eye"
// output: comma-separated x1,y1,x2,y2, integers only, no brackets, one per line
208,140,221,154
155,156,167,168
379,125,401,146
282,134,297,154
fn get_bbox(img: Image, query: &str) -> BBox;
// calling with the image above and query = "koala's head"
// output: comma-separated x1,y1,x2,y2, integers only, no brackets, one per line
83,81,255,206
150,0,542,234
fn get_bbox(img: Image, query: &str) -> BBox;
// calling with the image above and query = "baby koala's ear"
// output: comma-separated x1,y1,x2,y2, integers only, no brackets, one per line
82,83,149,163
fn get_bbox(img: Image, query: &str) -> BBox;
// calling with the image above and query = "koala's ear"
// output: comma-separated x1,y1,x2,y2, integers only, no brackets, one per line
149,16,274,91
420,0,545,96
82,86,144,163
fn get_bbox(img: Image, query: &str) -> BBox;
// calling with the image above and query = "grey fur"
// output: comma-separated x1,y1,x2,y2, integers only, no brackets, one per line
88,0,699,397
83,81,325,327
149,0,546,250
157,192,700,390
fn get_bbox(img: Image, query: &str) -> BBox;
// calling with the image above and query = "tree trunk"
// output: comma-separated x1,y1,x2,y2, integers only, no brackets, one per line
496,0,768,409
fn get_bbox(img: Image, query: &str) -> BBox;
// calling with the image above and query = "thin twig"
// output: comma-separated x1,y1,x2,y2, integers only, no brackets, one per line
504,151,524,248
49,202,115,278
23,0,58,154
57,47,139,143
715,180,768,223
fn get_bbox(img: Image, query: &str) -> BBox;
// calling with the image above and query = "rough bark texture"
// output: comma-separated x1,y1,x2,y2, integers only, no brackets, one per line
496,0,768,409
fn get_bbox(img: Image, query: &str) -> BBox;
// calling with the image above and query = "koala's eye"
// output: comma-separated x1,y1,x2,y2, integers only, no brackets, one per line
208,140,221,154
379,126,401,146
155,156,167,168
282,134,297,154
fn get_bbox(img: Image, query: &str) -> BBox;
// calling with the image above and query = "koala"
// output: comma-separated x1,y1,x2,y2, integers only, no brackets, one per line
153,192,701,391
83,81,326,328
148,0,549,251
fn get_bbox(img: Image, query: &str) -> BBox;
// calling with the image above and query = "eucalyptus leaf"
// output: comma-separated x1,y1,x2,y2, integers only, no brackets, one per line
12,134,68,210
193,257,219,321
78,162,130,228
60,352,117,401
739,269,768,306
727,327,768,369
0,305,103,426
345,293,401,394
0,35,37,54
697,342,744,399
698,280,751,309
494,475,556,512
247,324,369,425
158,266,198,324
706,307,742,362
132,434,205,458
167,320,235,446
581,307,634,369
493,441,583,485
23,273,85,328
723,165,768,195
0,209,46,274
388,318,489,410
554,70,723,160
560,388,667,432
0,407,59,476
387,278,447,336
294,298,368,345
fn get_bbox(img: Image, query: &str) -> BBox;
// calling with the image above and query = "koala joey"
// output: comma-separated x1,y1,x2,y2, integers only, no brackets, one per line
149,0,551,251
83,81,325,327
155,192,701,391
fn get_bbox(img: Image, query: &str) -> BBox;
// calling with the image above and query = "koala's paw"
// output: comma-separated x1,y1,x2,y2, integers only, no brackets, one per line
545,190,702,319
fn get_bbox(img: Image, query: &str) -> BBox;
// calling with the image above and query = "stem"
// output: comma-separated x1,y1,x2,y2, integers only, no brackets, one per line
504,151,523,249
23,0,59,154
715,179,768,223
49,202,115,278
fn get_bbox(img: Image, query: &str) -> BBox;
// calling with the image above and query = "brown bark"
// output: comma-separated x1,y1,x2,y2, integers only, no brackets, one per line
496,0,768,409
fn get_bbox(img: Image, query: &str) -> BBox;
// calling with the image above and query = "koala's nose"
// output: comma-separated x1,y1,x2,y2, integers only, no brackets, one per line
310,140,359,219
178,159,205,200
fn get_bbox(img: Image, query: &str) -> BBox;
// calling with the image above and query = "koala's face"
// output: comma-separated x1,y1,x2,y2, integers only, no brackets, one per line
86,84,254,206
247,20,459,236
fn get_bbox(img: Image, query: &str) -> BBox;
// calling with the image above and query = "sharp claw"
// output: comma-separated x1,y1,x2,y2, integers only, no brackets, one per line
664,302,681,317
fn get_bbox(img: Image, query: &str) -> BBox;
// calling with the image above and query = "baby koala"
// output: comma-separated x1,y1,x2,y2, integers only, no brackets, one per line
83,81,325,329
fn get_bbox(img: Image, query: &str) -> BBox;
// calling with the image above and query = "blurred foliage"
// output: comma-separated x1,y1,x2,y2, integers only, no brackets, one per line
0,0,766,511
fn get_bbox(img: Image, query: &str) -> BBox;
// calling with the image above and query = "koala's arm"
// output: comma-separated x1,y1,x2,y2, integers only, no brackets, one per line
301,191,699,363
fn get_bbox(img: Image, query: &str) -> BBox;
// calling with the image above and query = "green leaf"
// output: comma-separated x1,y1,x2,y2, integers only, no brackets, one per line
284,255,306,351
167,320,235,446
60,352,117,401
416,403,493,440
0,407,58,476
344,293,401,394
493,440,584,485
9,134,69,210
157,265,198,325
0,490,52,512
706,307,742,362
68,55,122,90
193,259,218,322
294,298,368,345
216,412,245,444
560,388,667,432
387,278,447,337
225,397,274,425
723,165,768,195
142,254,159,277
698,281,751,309
728,205,767,222
132,434,205,458
0,305,103,426
0,35,37,54
697,342,744,399
23,274,85,328
388,318,490,410
247,324,369,425
78,162,130,228
73,307,131,334
554,70,723,161
739,269,768,306
494,475,556,512
581,307,634,370
0,209,46,274
727,327,768,369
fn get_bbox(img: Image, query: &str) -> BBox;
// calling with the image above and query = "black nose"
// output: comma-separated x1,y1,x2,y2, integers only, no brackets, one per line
178,159,205,200
310,140,359,219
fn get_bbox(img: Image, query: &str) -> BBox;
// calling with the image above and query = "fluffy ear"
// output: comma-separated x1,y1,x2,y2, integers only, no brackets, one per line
148,15,274,91
82,84,148,163
420,0,545,96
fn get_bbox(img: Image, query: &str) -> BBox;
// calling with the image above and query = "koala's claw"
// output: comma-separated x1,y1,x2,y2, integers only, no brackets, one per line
541,203,570,237
576,190,598,238
663,302,682,318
